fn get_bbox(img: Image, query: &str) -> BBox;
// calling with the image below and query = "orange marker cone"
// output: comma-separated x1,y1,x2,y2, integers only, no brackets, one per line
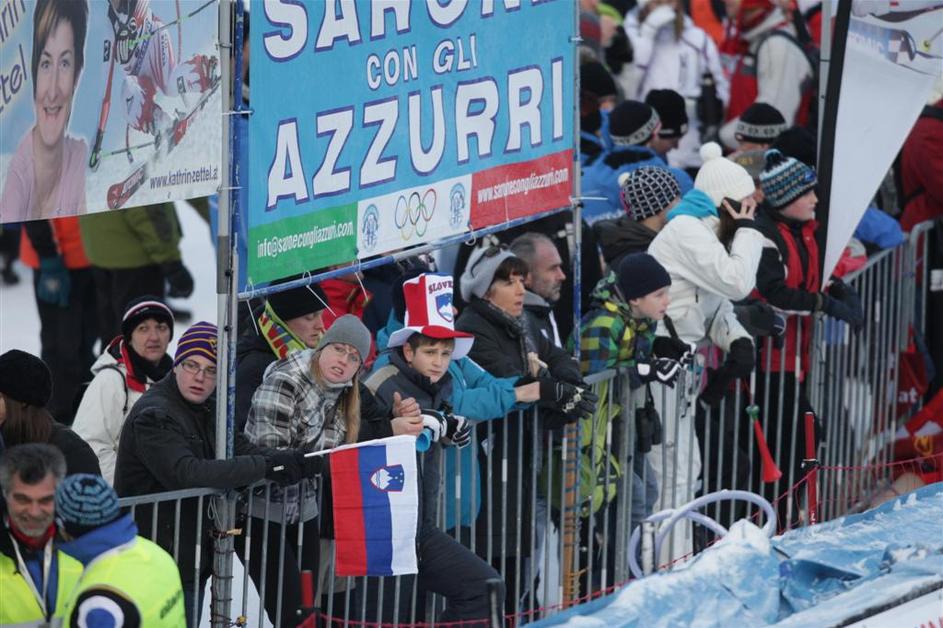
748,405,782,483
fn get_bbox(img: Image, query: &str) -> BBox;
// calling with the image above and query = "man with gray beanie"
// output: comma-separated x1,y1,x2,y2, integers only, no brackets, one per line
56,473,185,626
593,166,682,268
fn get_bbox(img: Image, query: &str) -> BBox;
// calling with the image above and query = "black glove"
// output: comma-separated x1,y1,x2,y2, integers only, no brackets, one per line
420,409,472,448
636,357,683,386
821,294,864,328
265,450,304,485
827,277,852,302
539,379,597,421
724,338,755,379
161,260,194,298
635,403,663,454
698,366,731,409
652,336,695,365
300,452,324,478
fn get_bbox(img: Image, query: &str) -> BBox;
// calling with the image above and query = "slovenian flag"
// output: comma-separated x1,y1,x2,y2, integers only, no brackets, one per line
330,435,419,576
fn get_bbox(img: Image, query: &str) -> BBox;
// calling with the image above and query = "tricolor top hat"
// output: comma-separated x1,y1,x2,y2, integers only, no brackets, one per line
387,273,474,360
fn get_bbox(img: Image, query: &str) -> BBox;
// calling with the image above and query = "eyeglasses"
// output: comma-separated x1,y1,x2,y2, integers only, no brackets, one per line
180,360,217,378
327,343,362,366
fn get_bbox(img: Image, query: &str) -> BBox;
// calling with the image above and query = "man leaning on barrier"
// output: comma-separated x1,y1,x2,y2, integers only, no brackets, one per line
115,321,320,627
0,444,82,625
57,473,186,626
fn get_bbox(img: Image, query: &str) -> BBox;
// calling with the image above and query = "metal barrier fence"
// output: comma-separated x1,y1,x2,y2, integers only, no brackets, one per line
115,222,934,628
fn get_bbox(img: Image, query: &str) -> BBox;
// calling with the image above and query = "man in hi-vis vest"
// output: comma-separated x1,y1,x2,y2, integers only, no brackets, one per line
0,444,82,626
56,474,185,627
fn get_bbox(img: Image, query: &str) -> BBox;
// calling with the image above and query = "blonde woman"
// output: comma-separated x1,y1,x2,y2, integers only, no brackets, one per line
245,314,420,625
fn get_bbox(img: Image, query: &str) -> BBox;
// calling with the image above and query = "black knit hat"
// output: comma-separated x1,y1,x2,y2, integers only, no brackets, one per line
616,253,671,301
267,279,329,322
608,100,660,146
645,89,688,139
0,349,52,407
735,103,787,144
121,295,174,340
772,125,817,167
580,61,617,100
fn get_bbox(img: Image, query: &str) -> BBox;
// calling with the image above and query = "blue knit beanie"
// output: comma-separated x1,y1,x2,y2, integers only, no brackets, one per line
760,149,817,210
56,474,121,537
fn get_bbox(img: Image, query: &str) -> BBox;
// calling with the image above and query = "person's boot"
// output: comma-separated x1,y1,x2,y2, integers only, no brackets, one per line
1,260,19,285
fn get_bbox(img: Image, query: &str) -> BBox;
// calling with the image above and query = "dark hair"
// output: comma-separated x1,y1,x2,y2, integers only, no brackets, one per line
31,0,89,96
0,443,66,495
491,256,529,285
717,198,739,249
405,334,455,351
0,392,54,446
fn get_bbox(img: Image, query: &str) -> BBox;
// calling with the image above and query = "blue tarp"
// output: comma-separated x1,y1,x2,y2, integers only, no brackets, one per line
529,483,943,627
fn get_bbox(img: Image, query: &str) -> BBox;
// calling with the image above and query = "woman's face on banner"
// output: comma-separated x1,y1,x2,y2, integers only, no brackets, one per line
35,19,77,149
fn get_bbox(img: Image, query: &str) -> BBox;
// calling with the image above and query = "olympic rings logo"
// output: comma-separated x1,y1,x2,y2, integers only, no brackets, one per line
394,189,436,240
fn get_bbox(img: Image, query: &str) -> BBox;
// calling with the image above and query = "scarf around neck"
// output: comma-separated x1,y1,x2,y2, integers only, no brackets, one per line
259,301,308,360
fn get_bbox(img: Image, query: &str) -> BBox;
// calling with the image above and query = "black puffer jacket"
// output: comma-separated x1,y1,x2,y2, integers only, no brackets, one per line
115,373,273,583
456,298,582,557
235,330,275,432
594,216,659,268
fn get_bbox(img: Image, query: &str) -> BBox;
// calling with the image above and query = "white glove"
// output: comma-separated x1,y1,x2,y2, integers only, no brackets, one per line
641,5,676,38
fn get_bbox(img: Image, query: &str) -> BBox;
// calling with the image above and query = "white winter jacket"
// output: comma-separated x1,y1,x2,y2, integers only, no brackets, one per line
648,210,764,350
73,350,149,485
622,13,730,169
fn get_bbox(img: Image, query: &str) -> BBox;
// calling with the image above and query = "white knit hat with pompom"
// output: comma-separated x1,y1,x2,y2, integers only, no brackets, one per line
693,142,756,208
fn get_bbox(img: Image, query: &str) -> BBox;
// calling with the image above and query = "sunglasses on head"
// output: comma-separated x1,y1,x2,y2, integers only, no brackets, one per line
469,245,508,275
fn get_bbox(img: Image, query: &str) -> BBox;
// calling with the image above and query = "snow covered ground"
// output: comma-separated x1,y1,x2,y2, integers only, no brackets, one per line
0,200,219,356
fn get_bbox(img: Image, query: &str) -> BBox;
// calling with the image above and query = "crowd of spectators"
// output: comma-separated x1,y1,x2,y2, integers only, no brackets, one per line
2,0,941,625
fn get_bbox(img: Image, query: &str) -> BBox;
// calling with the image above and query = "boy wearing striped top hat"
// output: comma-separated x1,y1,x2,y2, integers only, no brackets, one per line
364,274,503,624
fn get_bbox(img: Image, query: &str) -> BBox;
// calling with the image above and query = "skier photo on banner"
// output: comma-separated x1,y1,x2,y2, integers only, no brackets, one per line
88,0,219,208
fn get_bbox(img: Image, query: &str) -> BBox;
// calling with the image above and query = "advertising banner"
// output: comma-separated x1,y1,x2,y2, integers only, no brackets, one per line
247,0,575,287
822,0,943,280
0,0,221,224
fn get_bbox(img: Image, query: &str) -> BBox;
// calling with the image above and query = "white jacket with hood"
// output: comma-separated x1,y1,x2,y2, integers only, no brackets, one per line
648,188,764,350
73,348,151,485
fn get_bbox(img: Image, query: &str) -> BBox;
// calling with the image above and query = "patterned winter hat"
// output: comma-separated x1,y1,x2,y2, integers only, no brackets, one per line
387,274,474,360
759,149,817,210
735,103,787,144
608,101,660,146
174,321,218,366
618,167,682,221
56,474,121,538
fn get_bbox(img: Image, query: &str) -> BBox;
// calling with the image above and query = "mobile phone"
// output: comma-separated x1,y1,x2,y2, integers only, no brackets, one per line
722,197,742,212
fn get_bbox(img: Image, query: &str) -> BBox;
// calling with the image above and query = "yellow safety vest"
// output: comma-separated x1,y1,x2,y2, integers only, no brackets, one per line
59,536,185,627
0,544,82,626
